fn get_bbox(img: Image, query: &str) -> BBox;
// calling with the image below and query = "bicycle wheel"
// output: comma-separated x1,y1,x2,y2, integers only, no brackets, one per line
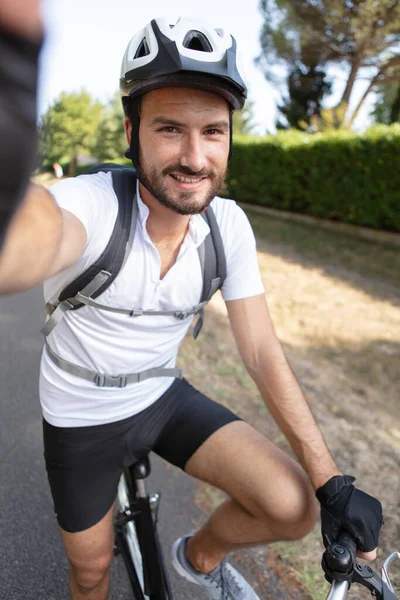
115,472,149,599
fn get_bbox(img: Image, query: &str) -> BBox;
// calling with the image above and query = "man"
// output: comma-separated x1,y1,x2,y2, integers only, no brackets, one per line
1,17,382,600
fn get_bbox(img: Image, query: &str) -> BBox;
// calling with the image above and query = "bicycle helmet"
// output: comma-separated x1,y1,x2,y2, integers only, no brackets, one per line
120,17,247,168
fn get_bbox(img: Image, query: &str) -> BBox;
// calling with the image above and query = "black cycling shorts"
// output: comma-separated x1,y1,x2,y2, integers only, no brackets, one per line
43,378,242,533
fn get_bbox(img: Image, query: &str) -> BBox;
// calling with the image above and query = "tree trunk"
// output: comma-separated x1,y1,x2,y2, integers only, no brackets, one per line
347,76,379,128
340,61,361,106
389,83,400,123
333,60,361,127
68,154,77,177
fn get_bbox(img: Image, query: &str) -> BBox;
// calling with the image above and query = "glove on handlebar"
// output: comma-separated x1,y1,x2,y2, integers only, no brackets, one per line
316,475,383,553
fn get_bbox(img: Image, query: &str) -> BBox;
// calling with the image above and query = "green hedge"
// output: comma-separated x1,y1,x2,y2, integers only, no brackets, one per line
227,125,400,232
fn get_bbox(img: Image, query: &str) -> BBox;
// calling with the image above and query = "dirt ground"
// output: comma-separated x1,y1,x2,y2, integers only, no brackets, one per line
178,212,400,599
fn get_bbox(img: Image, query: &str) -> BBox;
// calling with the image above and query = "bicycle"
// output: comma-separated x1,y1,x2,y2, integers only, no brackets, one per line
114,455,173,600
322,532,399,600
113,454,399,600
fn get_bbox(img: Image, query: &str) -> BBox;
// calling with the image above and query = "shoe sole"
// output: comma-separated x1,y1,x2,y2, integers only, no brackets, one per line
171,538,202,587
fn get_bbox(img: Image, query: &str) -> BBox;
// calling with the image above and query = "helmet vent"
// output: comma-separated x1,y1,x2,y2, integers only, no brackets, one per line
183,30,213,52
134,38,150,59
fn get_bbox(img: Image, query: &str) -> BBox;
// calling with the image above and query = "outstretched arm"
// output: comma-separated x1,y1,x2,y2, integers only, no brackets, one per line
0,0,43,253
0,183,87,295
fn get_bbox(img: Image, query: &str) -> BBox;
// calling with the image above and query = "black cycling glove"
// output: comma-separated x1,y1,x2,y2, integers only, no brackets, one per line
316,475,383,553
0,28,42,251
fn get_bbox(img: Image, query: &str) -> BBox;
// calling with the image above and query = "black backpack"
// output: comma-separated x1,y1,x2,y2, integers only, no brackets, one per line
43,163,227,341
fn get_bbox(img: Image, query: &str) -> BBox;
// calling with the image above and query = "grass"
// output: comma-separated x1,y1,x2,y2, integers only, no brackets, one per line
269,529,328,600
244,207,400,290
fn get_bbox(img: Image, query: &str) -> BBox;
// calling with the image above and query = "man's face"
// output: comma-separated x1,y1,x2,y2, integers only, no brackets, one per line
126,87,230,215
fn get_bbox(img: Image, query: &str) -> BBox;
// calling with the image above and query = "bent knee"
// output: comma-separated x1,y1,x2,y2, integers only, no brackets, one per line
253,466,319,541
70,553,113,591
270,471,319,540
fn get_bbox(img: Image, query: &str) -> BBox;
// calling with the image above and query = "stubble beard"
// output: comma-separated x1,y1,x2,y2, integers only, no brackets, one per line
137,161,228,216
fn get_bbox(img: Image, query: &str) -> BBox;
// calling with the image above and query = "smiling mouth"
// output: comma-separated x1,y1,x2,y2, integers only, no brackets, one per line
170,173,207,184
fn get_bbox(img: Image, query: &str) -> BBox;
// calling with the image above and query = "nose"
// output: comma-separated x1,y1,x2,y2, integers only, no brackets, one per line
180,132,206,173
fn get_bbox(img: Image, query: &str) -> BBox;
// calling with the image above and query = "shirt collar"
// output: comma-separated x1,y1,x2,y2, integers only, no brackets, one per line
136,180,210,249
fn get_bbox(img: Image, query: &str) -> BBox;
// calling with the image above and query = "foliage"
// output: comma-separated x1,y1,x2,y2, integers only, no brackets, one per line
90,91,127,160
39,91,103,174
372,78,400,124
257,0,400,129
232,100,258,136
277,66,332,130
226,125,400,232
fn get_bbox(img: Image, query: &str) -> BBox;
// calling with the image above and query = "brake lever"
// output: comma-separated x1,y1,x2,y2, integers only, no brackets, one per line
322,534,399,600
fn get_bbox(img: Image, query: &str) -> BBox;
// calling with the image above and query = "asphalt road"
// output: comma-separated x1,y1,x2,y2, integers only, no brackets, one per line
0,287,220,600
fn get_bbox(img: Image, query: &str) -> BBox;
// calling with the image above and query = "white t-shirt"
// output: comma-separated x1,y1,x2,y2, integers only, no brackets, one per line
40,172,264,427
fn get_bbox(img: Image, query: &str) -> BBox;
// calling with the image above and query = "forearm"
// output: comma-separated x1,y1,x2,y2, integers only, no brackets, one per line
0,183,63,294
249,343,341,489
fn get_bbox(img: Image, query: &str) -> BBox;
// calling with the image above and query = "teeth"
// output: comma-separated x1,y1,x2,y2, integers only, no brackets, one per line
173,175,203,183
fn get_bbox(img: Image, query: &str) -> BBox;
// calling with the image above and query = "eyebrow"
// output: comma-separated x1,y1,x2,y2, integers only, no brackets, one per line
151,117,229,129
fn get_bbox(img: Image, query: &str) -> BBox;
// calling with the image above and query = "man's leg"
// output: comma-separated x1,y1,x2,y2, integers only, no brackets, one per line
184,421,318,573
60,503,115,600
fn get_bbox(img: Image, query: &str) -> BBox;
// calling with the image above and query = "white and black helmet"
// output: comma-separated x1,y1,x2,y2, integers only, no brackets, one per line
120,17,247,110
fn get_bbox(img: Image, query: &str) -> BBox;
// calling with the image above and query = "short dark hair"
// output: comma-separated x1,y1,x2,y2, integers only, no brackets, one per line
122,95,141,123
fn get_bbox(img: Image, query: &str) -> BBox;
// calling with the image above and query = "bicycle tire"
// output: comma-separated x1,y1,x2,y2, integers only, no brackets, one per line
115,473,149,599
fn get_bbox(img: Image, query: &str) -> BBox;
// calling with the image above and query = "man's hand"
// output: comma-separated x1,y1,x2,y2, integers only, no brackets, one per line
0,0,43,252
316,475,383,561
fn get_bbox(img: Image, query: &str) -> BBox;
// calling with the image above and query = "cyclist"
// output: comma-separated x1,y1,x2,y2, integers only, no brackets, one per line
0,0,63,293
1,17,383,600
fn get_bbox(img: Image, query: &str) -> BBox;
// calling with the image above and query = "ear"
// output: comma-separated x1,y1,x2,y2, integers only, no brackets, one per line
124,117,132,144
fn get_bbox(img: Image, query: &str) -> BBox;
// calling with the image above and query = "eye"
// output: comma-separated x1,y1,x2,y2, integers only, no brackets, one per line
158,126,178,133
205,128,224,136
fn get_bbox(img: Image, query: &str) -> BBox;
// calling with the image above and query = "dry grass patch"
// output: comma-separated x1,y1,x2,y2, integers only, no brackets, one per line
178,211,400,599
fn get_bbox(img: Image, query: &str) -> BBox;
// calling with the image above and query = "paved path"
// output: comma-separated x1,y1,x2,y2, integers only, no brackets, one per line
0,287,276,600
0,287,209,599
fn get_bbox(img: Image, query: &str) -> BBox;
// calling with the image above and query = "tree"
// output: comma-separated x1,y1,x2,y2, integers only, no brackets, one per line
257,0,400,129
276,65,332,129
91,92,127,160
372,75,400,124
232,100,258,135
39,91,103,174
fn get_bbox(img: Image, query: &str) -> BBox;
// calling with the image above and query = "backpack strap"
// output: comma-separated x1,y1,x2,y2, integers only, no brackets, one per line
45,342,182,387
193,206,227,339
42,166,137,336
42,166,227,346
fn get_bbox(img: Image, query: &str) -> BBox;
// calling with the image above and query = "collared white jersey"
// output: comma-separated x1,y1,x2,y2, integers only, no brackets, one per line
40,172,264,427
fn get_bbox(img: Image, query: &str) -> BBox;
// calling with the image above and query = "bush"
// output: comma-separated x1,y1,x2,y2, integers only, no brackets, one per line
227,125,400,232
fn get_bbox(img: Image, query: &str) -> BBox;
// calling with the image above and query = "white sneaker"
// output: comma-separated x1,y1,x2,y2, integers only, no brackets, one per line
171,536,261,600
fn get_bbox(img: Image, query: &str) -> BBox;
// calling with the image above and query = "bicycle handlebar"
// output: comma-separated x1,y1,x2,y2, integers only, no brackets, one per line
323,533,399,600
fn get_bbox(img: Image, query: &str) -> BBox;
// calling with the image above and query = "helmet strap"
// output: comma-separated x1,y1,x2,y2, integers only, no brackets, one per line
124,97,141,171
228,111,233,163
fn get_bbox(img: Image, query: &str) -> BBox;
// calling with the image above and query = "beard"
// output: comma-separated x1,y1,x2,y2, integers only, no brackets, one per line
137,160,227,216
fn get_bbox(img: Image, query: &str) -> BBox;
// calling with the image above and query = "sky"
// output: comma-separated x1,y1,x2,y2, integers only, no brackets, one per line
38,0,375,134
